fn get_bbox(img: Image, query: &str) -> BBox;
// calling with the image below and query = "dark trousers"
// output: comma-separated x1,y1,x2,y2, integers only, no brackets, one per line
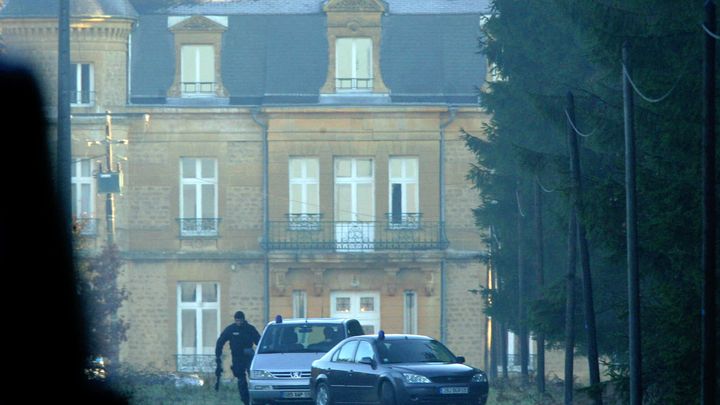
231,361,251,404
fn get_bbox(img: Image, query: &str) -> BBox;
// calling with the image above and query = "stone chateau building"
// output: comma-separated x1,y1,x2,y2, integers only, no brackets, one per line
0,0,581,380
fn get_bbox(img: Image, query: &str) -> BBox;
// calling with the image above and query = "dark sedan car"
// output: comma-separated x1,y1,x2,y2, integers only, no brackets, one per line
310,332,488,405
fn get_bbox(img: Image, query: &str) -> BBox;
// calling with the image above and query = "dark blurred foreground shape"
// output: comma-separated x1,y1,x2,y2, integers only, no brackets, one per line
0,56,127,403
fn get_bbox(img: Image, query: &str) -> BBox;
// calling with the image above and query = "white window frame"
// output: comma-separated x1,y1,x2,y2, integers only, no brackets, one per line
71,158,96,235
330,291,380,334
334,157,375,251
292,290,307,319
181,44,215,96
506,331,535,372
180,158,218,237
335,37,373,91
176,282,220,372
388,157,419,229
403,290,417,334
289,158,321,230
71,63,94,105
289,158,320,215
335,157,375,221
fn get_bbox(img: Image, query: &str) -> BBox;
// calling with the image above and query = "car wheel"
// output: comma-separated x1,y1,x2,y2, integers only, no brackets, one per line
316,382,332,405
380,381,396,405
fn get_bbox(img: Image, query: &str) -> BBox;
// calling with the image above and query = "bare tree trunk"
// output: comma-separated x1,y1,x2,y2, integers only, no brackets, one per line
494,223,508,380
567,91,602,405
501,322,508,379
564,212,577,405
490,316,499,380
517,184,529,381
534,181,546,393
488,227,499,380
701,4,717,404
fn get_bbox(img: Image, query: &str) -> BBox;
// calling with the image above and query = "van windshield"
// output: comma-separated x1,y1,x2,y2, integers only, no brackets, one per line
257,323,345,354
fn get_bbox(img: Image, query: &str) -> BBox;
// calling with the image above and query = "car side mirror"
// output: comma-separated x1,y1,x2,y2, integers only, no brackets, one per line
455,356,465,364
359,357,376,368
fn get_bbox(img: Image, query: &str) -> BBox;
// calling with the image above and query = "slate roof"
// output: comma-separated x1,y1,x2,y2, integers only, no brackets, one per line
0,0,487,106
166,0,490,15
131,12,486,105
0,0,137,19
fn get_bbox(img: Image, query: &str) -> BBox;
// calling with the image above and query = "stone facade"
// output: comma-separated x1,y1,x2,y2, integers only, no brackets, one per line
444,259,486,366
0,18,134,110
0,0,596,386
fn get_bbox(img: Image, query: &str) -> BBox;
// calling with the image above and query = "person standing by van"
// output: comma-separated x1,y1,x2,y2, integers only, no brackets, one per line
216,311,261,404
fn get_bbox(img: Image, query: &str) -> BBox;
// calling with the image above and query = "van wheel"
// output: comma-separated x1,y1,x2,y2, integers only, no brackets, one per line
316,382,332,405
380,381,396,405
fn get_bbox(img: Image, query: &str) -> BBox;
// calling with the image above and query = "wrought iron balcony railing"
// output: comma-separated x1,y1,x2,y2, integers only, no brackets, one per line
71,90,95,106
181,81,216,95
386,212,422,230
176,354,215,372
287,213,323,231
75,217,99,236
264,214,447,251
177,217,221,238
335,77,373,90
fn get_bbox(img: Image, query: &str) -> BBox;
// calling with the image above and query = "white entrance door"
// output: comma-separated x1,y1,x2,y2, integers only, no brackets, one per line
334,158,374,251
330,291,380,334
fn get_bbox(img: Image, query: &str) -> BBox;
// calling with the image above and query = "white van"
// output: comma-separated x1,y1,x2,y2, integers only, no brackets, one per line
248,316,364,404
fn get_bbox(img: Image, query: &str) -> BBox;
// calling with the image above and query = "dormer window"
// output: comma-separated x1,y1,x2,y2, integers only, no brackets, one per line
71,63,94,105
336,38,372,91
321,0,389,96
181,45,215,96
168,15,228,99
486,60,506,83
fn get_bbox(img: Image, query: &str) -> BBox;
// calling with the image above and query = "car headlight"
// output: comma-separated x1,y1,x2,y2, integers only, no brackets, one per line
250,370,274,379
471,372,487,383
402,373,431,384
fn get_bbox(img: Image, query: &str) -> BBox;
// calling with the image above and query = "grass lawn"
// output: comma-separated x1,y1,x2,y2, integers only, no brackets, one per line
487,375,621,405
104,372,621,405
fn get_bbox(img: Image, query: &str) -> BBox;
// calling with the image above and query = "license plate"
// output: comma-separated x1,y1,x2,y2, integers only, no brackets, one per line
283,391,310,398
440,386,468,394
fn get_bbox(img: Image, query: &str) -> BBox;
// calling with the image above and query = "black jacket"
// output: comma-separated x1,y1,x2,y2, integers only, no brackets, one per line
215,322,261,362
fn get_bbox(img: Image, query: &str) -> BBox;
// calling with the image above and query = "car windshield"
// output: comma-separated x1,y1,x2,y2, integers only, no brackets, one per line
377,339,457,364
257,324,344,354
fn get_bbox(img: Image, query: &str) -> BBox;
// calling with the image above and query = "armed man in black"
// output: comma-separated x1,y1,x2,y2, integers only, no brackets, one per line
215,311,261,404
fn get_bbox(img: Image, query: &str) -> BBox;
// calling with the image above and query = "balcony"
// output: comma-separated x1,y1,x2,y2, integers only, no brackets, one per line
386,212,422,230
71,90,95,106
335,77,373,91
264,213,447,251
177,217,220,238
74,217,98,237
181,81,216,96
287,213,323,231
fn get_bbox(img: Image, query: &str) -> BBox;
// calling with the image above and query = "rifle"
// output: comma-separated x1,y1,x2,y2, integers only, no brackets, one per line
215,357,222,391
